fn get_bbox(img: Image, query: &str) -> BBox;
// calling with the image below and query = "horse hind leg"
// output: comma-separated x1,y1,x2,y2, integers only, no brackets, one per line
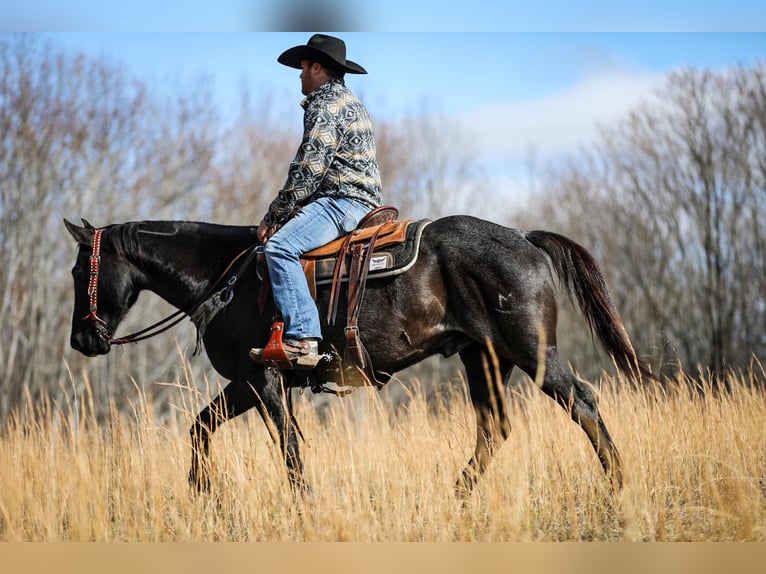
455,344,514,498
537,351,623,490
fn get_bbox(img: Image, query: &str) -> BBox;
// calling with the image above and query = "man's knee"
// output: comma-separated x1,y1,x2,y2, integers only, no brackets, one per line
263,233,297,260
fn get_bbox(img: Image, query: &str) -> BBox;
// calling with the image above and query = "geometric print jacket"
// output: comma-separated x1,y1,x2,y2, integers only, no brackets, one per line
264,78,383,226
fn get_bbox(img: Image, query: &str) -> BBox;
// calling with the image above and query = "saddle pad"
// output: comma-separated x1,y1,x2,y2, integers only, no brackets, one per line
312,219,431,285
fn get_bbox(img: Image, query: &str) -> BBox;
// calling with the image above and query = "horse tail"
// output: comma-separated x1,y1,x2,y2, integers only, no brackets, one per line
525,230,653,382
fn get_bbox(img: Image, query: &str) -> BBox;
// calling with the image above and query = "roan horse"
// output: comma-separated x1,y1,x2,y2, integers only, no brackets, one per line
65,215,652,497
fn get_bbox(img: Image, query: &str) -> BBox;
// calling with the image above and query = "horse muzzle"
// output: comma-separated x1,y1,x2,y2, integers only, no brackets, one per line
71,330,111,356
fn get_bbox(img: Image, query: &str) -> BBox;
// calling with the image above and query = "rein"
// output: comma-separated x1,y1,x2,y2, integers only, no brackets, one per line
83,227,258,346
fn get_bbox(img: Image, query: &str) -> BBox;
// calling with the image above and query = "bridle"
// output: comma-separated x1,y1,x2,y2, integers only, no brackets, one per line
82,227,258,346
82,228,112,342
82,227,193,345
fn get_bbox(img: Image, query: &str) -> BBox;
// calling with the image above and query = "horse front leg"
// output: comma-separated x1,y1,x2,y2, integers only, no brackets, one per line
189,378,261,492
252,370,309,497
189,368,308,497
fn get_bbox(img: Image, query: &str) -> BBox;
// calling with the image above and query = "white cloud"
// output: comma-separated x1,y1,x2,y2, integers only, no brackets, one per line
459,69,667,162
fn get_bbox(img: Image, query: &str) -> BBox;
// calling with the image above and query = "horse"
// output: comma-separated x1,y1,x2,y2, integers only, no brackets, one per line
64,215,652,497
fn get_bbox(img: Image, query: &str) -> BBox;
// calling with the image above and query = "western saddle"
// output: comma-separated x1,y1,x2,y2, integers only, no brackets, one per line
258,206,422,386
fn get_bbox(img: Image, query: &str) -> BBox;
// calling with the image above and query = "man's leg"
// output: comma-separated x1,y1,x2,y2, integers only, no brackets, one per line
256,197,372,356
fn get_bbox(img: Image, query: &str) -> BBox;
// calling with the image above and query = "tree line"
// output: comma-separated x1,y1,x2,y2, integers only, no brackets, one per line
0,35,763,421
515,63,766,383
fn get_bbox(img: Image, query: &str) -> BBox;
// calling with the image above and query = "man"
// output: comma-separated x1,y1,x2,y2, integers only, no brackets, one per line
250,34,382,367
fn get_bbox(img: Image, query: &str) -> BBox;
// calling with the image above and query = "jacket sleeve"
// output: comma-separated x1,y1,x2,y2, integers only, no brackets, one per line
263,102,341,226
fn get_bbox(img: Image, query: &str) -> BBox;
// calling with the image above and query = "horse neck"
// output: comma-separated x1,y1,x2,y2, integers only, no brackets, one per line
124,222,253,312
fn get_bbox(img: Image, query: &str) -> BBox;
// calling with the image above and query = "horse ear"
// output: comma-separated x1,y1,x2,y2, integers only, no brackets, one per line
81,218,95,230
64,218,93,246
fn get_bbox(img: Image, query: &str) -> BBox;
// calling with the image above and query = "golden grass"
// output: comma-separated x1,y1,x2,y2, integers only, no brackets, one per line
0,364,764,541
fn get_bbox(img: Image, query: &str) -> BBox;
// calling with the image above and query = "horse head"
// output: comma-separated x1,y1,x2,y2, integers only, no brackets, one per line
64,219,141,356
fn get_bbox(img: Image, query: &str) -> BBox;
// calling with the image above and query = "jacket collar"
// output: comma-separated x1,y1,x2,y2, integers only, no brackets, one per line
301,78,345,109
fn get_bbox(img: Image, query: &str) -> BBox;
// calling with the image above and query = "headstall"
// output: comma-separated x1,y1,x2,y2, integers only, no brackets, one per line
81,227,255,346
82,228,112,341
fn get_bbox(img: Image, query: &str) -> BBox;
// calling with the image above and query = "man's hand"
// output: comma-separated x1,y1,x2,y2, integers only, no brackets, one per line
257,220,272,243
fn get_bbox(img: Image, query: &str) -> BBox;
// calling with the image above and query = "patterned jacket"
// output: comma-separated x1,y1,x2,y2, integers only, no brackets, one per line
263,79,383,226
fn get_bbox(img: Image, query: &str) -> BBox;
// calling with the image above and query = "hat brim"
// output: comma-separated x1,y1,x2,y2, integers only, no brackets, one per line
278,46,367,74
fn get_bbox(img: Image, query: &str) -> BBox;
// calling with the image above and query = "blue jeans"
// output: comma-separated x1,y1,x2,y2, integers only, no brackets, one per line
263,196,373,341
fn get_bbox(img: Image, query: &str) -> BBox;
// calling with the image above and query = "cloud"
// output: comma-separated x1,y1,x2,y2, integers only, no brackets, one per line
459,69,667,162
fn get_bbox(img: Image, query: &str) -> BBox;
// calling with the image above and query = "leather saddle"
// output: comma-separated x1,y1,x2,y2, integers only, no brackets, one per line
258,206,430,386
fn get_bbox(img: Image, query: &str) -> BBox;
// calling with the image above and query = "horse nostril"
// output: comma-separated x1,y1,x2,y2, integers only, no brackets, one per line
71,335,83,352
71,333,91,355
71,330,110,356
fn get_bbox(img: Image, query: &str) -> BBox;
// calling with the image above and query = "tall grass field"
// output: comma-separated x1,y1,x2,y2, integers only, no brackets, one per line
0,361,764,541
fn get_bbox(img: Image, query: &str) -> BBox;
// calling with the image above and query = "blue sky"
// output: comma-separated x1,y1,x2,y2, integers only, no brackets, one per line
3,5,764,204
41,33,764,162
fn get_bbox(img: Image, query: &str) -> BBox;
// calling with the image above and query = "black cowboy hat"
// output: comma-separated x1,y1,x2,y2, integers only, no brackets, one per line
278,34,367,75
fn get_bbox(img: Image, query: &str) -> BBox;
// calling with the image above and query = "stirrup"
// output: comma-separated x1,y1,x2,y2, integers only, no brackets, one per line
249,322,324,370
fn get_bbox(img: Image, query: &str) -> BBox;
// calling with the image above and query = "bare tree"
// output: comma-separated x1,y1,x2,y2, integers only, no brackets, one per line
516,63,766,381
0,36,222,420
376,105,485,220
211,87,298,225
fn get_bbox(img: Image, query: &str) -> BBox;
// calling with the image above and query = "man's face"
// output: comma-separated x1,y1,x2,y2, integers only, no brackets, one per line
299,61,314,95
299,61,325,95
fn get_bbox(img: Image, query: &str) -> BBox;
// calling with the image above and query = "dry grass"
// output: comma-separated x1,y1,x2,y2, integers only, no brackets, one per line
0,362,764,541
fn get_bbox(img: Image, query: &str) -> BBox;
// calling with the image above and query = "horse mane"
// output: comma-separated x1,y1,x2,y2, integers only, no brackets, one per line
102,220,259,266
102,221,191,247
103,221,143,262
96,221,186,267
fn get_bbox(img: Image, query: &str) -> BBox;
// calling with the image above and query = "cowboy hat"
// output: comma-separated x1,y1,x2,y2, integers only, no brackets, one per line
278,34,367,74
